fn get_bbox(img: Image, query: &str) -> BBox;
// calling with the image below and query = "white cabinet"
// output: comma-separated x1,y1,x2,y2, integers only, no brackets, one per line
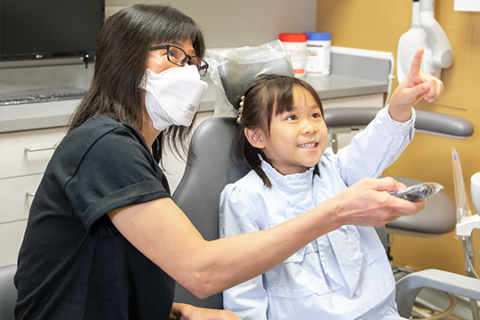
0,127,67,267
0,220,28,267
0,174,42,224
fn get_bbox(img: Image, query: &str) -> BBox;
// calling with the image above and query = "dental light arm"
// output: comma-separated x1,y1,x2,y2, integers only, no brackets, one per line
420,0,454,69
397,0,453,82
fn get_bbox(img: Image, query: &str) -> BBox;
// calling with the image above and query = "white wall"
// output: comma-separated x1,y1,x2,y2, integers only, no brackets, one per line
106,0,318,48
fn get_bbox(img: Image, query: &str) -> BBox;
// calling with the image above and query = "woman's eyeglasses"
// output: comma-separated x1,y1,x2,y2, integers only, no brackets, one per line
150,44,209,77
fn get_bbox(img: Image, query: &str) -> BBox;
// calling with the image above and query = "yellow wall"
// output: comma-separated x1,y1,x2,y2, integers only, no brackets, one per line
316,0,480,275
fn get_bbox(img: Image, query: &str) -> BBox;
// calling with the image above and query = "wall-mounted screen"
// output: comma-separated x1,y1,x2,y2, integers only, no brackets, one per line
0,0,104,62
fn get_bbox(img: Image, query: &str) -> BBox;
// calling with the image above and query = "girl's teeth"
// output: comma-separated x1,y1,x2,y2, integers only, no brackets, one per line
299,143,316,148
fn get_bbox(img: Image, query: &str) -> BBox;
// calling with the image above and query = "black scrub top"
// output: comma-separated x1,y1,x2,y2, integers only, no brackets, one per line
15,114,175,320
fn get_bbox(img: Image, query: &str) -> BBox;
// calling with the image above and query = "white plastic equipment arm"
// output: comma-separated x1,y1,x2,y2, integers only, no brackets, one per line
419,0,453,68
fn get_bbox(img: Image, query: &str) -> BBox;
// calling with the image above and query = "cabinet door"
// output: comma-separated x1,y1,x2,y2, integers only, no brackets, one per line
0,174,42,224
0,220,27,266
0,127,67,179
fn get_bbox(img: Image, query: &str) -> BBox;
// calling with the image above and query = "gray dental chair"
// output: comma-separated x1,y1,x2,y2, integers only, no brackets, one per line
0,263,17,320
172,108,480,316
172,117,247,309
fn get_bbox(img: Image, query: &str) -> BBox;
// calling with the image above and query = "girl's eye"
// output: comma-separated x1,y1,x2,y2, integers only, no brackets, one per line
286,115,298,121
312,113,322,119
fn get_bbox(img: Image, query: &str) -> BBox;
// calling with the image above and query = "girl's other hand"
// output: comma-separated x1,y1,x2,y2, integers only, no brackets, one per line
388,47,444,122
170,303,241,320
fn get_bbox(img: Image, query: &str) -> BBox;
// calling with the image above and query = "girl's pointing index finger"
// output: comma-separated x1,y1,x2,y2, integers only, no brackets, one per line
407,47,424,79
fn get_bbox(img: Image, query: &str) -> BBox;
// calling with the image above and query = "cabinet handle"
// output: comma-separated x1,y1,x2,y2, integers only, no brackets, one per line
25,139,62,152
26,192,35,197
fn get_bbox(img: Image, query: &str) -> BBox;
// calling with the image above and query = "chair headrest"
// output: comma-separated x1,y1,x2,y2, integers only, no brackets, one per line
206,40,295,111
218,55,294,109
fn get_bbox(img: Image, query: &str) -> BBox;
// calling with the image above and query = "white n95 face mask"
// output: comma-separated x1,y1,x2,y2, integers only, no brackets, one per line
140,65,208,131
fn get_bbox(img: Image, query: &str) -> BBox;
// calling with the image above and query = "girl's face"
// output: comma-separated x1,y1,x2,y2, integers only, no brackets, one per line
246,86,328,175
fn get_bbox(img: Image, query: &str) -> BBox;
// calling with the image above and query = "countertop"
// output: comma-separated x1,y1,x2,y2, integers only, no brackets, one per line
0,48,391,133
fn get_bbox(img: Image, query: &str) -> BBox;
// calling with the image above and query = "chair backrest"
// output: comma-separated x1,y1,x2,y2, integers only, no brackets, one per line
0,264,17,320
172,117,249,309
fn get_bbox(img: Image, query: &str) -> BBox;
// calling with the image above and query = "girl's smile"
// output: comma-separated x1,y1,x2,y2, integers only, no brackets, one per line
246,85,328,175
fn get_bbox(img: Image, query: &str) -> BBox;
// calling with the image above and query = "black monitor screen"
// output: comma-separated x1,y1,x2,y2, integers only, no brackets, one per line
0,0,104,61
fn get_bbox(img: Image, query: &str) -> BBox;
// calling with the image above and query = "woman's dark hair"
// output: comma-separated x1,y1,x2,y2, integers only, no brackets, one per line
234,74,324,187
69,4,206,164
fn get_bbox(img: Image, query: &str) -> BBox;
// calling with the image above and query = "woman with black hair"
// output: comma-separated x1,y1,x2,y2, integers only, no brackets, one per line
14,5,428,320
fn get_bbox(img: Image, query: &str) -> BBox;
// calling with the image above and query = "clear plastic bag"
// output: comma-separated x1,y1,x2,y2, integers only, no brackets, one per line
205,40,294,117
388,182,444,202
452,147,473,223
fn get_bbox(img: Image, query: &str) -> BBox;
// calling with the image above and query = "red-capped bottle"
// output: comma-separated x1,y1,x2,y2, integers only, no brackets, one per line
279,33,308,78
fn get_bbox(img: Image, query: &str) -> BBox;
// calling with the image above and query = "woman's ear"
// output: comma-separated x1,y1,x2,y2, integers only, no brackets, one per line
244,127,266,149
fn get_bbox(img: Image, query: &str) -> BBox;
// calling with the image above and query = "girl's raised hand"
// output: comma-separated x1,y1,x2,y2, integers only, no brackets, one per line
388,47,444,122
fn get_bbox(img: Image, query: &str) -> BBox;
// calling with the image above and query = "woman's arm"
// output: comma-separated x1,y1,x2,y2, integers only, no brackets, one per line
108,177,424,299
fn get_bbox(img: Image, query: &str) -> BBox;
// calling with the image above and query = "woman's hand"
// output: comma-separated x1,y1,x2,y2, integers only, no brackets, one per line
169,303,241,320
329,177,426,228
388,47,444,122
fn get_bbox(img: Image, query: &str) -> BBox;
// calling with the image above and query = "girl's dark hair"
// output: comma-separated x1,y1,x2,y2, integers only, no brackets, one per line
69,4,206,164
234,74,324,187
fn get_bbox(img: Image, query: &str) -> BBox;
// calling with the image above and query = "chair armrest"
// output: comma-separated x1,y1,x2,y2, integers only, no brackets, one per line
416,110,474,139
395,269,480,317
323,107,474,139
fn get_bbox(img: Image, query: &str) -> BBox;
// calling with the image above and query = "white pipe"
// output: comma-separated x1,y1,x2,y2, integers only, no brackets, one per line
419,0,454,69
412,0,421,27
420,0,435,12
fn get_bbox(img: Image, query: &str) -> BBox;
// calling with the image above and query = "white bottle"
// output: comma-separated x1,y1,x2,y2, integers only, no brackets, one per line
305,32,331,76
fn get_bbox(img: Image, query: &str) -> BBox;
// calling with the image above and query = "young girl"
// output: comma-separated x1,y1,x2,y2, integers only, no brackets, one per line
220,49,442,319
